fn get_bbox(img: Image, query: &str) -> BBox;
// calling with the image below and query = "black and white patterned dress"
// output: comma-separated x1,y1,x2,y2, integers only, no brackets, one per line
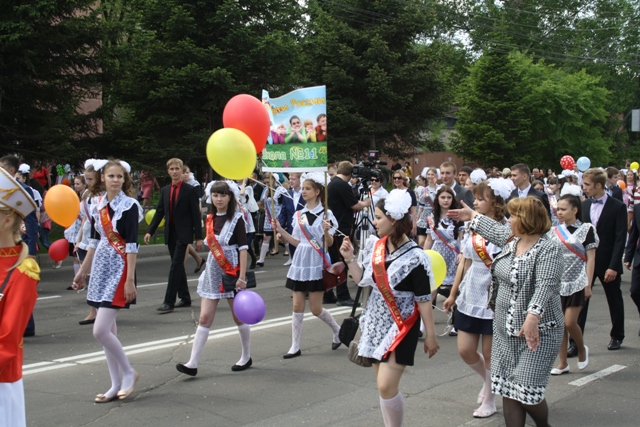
87,192,142,309
357,236,434,365
197,212,248,300
427,215,462,286
416,185,439,229
285,204,337,292
470,214,564,405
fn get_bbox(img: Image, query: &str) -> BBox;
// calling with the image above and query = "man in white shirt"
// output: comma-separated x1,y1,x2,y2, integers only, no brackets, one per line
507,163,551,216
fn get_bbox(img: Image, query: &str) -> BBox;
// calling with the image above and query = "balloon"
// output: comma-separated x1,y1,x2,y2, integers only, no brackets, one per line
424,250,446,288
560,155,575,171
44,185,80,227
576,156,591,172
630,162,639,171
206,128,257,180
223,94,271,153
48,239,69,262
233,290,266,325
145,209,165,227
618,180,626,190
61,178,71,187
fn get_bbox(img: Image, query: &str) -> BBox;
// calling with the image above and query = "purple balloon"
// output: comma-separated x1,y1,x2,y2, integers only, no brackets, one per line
233,290,266,325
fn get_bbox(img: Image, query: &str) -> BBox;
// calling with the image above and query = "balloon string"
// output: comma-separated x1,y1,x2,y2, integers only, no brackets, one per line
247,177,348,238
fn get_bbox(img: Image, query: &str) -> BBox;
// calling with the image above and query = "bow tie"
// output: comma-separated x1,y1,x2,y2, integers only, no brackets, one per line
592,199,604,205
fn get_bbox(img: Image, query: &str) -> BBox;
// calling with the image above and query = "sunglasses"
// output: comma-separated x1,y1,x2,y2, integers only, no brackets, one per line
370,178,380,182
393,176,403,180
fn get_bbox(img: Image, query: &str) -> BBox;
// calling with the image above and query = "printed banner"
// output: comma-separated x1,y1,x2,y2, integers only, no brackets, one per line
261,86,328,172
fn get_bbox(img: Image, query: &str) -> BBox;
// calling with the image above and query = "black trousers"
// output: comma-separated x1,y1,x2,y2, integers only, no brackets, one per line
324,234,351,301
164,225,191,306
575,271,625,341
629,266,640,316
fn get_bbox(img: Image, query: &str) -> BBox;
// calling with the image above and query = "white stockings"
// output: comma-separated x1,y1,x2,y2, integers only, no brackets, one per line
93,308,134,396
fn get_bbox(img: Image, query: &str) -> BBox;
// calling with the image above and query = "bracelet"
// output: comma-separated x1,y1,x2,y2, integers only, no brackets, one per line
237,279,246,284
527,311,540,319
345,257,357,264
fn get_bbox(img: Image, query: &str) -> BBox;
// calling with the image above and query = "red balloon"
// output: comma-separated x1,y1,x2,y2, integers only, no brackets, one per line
223,94,271,153
560,155,575,170
49,239,69,262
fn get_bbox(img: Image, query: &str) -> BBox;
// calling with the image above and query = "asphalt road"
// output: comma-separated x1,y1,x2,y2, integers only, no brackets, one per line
22,248,640,426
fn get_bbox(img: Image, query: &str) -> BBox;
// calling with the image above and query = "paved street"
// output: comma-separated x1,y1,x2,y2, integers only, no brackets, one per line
23,247,640,426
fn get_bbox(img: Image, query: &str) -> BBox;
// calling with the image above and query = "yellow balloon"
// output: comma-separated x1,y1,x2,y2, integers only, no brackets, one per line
631,162,639,171
207,128,257,180
145,209,164,227
424,249,447,289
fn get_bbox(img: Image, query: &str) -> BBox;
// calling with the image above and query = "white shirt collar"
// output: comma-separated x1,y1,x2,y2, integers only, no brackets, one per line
518,184,531,196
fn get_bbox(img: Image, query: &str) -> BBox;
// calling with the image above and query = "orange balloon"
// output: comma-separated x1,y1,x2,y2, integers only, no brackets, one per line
61,178,71,187
618,180,626,190
44,185,80,227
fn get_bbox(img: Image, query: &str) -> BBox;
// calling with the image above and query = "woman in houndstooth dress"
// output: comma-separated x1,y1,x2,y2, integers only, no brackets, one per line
449,196,564,427
176,181,252,376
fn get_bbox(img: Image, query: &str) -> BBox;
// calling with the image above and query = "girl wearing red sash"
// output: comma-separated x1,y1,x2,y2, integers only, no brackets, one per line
0,168,39,427
74,159,142,403
256,173,286,265
423,186,464,307
443,180,509,418
272,172,343,358
548,193,597,375
176,181,252,376
340,190,439,427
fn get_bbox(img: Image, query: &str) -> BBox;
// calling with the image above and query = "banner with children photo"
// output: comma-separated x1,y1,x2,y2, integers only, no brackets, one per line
261,85,328,172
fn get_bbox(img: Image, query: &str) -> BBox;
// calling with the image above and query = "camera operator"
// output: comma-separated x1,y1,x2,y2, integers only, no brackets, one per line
324,161,371,306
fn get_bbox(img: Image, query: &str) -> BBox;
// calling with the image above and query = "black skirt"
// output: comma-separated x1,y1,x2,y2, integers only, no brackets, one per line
373,318,421,366
417,227,428,236
561,289,585,310
454,310,493,335
286,278,325,293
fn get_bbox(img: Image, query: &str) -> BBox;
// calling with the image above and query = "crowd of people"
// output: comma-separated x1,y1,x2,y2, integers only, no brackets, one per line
2,153,640,427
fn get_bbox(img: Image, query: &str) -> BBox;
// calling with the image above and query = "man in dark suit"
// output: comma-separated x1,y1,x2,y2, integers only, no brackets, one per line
575,168,627,351
622,203,640,337
145,158,203,313
440,162,474,207
277,172,304,265
605,167,624,202
507,163,551,216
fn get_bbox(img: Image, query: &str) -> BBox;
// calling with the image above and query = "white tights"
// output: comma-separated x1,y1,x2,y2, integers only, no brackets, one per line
93,308,135,398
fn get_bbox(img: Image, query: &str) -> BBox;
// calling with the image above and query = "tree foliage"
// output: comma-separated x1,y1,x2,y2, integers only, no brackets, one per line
452,50,611,169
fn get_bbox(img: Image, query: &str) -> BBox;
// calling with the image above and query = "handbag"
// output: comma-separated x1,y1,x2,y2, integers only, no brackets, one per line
339,286,363,345
222,271,257,292
322,261,347,291
347,339,372,367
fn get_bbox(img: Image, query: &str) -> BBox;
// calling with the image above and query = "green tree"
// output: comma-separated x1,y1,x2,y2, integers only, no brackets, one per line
302,0,454,161
452,50,612,169
0,1,102,160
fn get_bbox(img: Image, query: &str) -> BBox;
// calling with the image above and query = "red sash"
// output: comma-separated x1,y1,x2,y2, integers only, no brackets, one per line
206,215,238,292
426,216,460,254
99,203,128,307
423,187,435,210
554,225,587,262
372,237,420,358
472,233,492,268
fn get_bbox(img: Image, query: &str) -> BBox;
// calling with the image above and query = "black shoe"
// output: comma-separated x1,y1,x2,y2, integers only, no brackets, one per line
337,298,360,307
175,300,192,308
256,262,264,268
608,338,623,350
79,319,95,325
323,296,338,304
194,259,206,274
176,363,197,376
231,358,253,372
250,259,256,270
283,350,301,359
157,304,174,313
332,342,342,350
23,330,35,337
567,344,578,358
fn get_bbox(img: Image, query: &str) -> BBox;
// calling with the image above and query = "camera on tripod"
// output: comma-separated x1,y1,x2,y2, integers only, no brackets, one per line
352,150,387,183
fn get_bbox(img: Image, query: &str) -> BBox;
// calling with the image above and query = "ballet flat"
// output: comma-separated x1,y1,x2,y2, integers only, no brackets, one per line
117,371,139,400
95,394,118,403
550,366,570,375
283,350,301,359
577,345,589,370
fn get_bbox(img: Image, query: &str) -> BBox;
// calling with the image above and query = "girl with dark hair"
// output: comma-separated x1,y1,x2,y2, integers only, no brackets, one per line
176,181,252,376
545,176,561,227
416,167,440,247
548,193,597,375
272,172,343,358
73,159,142,403
339,190,439,427
443,180,510,419
423,186,464,301
64,175,88,288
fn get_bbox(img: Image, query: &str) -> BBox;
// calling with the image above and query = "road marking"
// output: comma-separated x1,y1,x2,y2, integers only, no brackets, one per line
23,306,358,376
37,295,61,301
568,364,627,387
137,278,198,289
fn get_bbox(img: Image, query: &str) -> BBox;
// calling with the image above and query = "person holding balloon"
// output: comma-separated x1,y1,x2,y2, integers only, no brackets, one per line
271,172,343,358
73,159,142,403
63,175,88,285
443,179,510,419
176,181,253,376
339,190,439,427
